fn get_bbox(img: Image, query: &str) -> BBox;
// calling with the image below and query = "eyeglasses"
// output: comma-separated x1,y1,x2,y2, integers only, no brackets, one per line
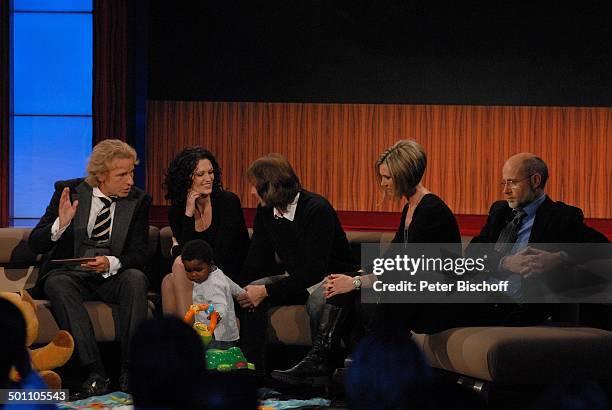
500,174,534,189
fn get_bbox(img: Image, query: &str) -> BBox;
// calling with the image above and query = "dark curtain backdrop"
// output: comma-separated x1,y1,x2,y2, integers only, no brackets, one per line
148,1,612,106
1,0,9,227
93,0,134,143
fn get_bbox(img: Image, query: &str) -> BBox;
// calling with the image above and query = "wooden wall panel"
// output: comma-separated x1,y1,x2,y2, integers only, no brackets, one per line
147,102,611,219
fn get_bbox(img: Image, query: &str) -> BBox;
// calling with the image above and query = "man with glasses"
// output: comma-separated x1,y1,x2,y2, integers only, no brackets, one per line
471,153,606,269
466,152,608,323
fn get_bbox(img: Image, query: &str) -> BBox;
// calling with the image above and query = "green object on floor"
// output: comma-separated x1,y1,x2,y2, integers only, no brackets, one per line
205,346,254,371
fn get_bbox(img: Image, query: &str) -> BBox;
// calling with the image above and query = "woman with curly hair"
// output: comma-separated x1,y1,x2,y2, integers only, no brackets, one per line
161,147,249,316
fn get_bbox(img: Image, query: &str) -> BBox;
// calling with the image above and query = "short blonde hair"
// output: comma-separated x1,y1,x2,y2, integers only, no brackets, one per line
376,139,427,198
85,139,139,186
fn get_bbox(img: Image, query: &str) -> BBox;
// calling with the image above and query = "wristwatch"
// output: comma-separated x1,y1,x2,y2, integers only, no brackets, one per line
352,276,362,290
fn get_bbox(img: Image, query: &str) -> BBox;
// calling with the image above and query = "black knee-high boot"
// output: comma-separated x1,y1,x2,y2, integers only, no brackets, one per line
271,303,349,385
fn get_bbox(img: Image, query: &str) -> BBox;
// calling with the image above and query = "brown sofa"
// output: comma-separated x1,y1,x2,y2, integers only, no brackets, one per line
160,226,612,387
0,226,160,345
6,223,609,388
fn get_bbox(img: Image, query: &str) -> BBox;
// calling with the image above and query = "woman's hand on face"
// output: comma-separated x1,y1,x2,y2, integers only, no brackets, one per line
324,273,355,298
185,190,201,217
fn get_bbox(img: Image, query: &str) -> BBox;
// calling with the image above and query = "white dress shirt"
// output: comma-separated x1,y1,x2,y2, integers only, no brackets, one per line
273,192,300,221
50,187,122,278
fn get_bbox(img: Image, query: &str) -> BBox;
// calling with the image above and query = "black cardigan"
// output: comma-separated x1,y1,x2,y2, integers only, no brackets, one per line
168,190,249,281
240,190,359,299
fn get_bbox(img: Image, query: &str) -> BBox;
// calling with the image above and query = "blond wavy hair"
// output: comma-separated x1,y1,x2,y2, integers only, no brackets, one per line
85,139,139,186
376,139,427,199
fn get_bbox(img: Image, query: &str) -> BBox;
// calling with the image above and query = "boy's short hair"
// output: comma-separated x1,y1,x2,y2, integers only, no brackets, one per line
181,240,214,264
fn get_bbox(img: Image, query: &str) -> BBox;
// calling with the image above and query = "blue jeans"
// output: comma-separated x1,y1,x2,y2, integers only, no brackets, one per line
248,274,326,337
240,274,326,373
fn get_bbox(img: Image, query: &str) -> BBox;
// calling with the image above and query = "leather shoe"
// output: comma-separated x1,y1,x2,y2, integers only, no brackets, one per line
71,373,110,400
119,371,130,393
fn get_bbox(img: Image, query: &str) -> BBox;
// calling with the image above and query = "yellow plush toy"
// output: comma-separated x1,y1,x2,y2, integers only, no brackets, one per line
0,290,74,389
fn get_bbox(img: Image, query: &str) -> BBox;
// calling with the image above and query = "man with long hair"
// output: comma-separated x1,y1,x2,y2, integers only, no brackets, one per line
237,153,359,377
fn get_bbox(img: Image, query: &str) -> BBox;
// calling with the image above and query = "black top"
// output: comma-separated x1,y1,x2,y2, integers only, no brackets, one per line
168,190,249,281
392,193,461,244
240,190,359,299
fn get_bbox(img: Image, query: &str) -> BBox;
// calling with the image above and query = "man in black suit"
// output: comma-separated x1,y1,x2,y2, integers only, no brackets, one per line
28,139,151,397
467,152,608,322
471,153,606,267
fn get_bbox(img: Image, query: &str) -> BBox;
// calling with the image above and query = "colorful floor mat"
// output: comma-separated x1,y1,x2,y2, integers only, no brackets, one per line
259,397,331,409
58,391,132,409
58,390,331,409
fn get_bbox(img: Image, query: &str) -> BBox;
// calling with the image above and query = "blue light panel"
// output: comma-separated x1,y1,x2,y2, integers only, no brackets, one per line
13,12,92,115
13,0,92,12
12,116,92,219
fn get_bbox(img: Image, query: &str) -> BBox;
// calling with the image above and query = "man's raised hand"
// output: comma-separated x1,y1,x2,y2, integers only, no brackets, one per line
58,187,78,229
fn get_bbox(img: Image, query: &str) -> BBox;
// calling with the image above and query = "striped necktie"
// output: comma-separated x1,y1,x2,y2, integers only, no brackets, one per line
494,208,527,255
91,197,114,243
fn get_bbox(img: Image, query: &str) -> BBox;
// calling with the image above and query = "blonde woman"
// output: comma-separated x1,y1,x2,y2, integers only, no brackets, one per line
272,139,462,385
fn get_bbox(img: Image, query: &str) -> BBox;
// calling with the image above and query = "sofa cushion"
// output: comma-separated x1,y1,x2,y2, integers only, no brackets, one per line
1,266,39,293
0,228,39,265
159,226,174,259
1,226,160,344
0,228,41,292
34,299,156,344
267,305,311,345
1,226,161,293
413,326,612,384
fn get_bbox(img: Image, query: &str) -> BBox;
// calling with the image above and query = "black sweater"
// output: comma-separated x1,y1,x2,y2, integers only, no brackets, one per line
240,190,359,299
168,190,249,281
392,193,461,244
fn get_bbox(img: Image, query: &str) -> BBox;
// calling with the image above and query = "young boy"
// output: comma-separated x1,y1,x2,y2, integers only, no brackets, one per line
181,239,244,349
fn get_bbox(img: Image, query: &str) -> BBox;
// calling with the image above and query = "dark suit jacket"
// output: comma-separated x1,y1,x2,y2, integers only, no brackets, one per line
465,196,608,323
28,178,152,298
469,196,608,246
